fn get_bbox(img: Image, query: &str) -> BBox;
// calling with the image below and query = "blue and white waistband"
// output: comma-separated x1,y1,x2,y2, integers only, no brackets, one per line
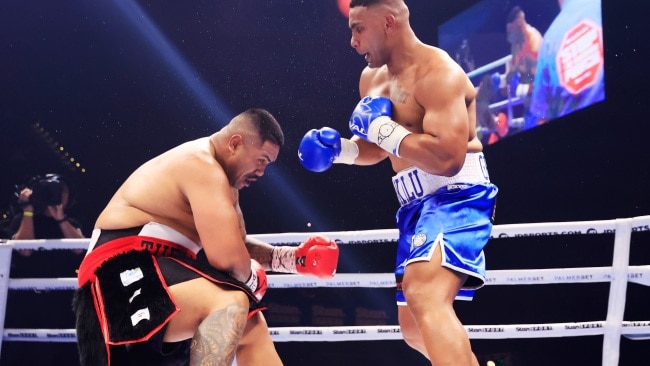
392,152,491,206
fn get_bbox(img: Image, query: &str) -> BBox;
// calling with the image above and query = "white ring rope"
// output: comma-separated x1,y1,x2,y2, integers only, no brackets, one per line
8,215,643,248
5,320,650,343
488,96,522,111
467,55,511,79
466,54,528,127
2,215,650,365
7,265,650,292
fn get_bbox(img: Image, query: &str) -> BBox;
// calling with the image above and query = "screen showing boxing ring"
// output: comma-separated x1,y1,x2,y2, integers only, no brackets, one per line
438,0,605,145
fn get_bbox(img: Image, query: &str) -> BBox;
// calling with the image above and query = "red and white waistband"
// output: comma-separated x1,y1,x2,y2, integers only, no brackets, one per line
87,222,202,254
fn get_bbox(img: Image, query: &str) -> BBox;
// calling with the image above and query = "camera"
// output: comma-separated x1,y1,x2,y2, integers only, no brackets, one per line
26,174,65,208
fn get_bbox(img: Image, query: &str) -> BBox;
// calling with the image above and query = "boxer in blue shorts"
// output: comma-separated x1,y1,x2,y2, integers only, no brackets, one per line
393,154,497,305
297,1,498,364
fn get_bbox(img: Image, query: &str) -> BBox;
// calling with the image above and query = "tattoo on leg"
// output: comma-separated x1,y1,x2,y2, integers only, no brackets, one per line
190,303,247,366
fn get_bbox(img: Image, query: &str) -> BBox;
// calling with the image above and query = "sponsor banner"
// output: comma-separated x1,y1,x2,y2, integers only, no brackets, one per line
4,321,650,343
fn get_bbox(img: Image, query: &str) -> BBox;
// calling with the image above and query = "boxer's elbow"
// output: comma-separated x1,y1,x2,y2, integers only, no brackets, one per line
205,249,250,283
413,134,466,176
433,160,462,177
419,151,464,177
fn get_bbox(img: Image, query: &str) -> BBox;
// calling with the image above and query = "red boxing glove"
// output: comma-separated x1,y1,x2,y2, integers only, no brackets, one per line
295,235,339,279
245,259,268,301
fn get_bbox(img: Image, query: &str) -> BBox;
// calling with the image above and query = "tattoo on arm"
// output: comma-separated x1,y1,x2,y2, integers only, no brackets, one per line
245,240,297,273
245,241,273,268
270,246,297,273
190,303,247,366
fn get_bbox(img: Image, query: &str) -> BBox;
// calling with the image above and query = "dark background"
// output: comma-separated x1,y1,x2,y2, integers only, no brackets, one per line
1,0,649,365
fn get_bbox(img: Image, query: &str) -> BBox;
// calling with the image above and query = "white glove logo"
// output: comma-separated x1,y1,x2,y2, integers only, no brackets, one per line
349,97,374,136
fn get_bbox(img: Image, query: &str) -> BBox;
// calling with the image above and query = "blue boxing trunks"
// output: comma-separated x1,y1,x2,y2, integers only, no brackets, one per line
393,153,498,305
73,222,262,366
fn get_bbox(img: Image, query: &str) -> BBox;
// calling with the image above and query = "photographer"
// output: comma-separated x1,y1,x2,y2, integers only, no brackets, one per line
10,174,85,257
3,174,87,365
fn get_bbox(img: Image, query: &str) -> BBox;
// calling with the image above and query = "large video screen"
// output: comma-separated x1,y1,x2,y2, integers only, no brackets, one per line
439,0,604,145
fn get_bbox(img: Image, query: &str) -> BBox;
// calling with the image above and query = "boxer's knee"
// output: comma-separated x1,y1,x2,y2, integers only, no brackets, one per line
200,284,249,317
165,278,249,342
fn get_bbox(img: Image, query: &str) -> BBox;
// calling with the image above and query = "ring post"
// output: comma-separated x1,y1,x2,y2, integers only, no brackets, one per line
0,240,14,358
602,218,632,366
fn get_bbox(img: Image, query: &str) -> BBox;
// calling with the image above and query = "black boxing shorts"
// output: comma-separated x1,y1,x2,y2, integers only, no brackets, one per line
73,223,263,366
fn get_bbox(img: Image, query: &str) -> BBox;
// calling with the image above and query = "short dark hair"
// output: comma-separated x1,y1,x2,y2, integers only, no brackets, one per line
507,6,523,23
245,108,284,148
350,0,398,8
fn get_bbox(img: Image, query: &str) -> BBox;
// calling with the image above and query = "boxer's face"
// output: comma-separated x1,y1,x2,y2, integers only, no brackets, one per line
229,134,279,190
506,12,525,44
349,5,388,68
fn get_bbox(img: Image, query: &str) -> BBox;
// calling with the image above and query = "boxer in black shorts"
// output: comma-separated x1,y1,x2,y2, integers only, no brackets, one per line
74,224,263,365
74,109,339,366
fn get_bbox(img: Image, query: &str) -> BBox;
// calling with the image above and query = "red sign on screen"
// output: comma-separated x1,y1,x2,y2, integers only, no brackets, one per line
557,19,604,95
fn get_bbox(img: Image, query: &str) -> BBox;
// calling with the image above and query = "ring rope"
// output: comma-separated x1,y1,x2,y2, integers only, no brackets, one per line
604,218,633,364
2,216,650,365
8,265,650,292
6,215,649,248
466,55,511,79
489,96,522,111
5,320,650,343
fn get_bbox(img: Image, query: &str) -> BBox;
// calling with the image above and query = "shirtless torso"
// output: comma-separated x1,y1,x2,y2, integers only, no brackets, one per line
96,137,233,243
96,127,279,283
340,3,496,364
354,44,482,175
76,110,286,366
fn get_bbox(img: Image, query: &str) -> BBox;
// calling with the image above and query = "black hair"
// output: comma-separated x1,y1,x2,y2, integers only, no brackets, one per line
244,108,285,148
350,0,401,8
507,6,523,23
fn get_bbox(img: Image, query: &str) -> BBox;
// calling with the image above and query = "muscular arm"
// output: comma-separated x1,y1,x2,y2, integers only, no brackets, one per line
349,136,389,166
183,161,252,284
245,236,274,271
397,68,471,176
234,202,274,271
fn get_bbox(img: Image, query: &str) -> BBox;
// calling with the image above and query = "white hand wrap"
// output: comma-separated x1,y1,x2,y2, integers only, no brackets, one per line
516,83,530,98
367,116,412,157
245,270,258,292
333,138,359,165
271,246,297,273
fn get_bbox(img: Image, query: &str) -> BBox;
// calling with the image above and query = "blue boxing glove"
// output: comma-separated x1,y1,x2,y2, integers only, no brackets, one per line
298,127,359,172
508,72,520,98
349,96,392,139
491,72,502,94
349,96,411,157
